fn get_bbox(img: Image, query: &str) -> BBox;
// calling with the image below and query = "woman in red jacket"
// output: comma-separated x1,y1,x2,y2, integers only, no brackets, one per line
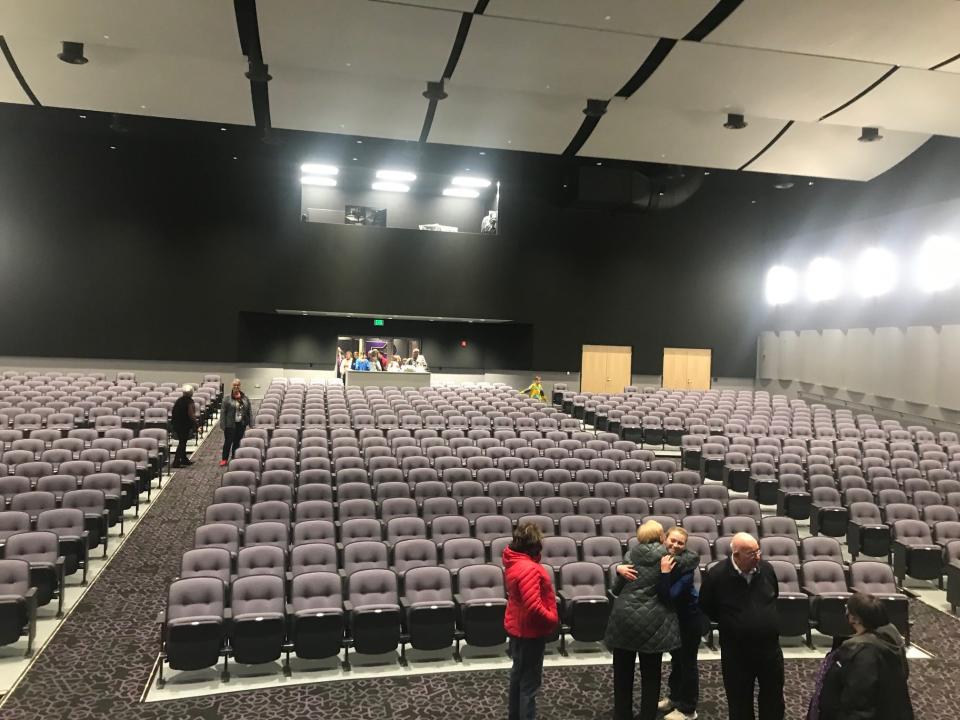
503,522,559,720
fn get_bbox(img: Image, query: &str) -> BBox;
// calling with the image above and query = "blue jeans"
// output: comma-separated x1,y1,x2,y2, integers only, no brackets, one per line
508,636,546,720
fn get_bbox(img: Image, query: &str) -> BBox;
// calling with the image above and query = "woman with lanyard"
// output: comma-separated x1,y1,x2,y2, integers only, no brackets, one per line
219,379,252,467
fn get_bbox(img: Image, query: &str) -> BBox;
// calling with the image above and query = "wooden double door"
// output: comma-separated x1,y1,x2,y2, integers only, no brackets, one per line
662,347,712,390
581,345,632,394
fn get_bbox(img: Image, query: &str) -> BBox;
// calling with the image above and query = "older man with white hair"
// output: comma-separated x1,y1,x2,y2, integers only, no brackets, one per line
171,384,198,468
699,532,784,720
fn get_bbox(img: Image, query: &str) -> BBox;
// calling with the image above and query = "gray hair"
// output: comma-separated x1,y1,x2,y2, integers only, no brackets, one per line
181,384,194,395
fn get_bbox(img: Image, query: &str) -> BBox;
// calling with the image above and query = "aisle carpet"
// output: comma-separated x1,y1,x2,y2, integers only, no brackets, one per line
3,424,959,720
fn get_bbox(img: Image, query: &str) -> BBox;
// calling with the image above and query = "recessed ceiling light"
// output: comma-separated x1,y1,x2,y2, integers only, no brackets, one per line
353,157,358,161
339,124,345,128
109,145,116,150
479,151,486,155
345,62,351,67
372,181,410,193
703,171,710,176
376,169,416,182
808,180,815,186
451,176,491,188
595,161,602,166
604,15,612,20
79,114,86,119
507,140,512,144
301,175,337,187
139,104,146,109
220,127,227,132
103,35,110,40
443,187,480,198
301,163,339,175
751,199,757,204
232,156,238,160
356,140,362,144
545,84,551,89
301,312,308,316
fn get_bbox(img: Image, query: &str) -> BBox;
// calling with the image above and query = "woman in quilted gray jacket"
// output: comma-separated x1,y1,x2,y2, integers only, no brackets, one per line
605,520,698,720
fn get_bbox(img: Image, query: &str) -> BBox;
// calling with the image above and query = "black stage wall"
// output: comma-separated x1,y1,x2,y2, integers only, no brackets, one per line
2,104,960,377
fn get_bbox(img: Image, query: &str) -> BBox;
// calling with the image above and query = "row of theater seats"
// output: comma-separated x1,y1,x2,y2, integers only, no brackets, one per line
0,371,221,657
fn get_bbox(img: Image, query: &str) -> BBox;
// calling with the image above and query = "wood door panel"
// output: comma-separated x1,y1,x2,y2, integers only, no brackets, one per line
662,347,712,390
582,344,632,394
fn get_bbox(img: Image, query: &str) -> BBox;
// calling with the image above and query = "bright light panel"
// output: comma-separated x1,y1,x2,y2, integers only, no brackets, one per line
300,175,337,187
916,235,960,292
443,187,480,198
765,265,798,305
300,163,338,175
804,257,843,302
371,181,410,193
854,247,898,298
376,169,417,182
451,176,491,188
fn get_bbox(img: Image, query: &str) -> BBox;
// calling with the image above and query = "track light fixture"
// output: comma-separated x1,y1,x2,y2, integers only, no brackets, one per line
723,113,747,130
858,127,883,142
423,80,448,101
58,41,88,65
583,99,608,118
245,62,272,83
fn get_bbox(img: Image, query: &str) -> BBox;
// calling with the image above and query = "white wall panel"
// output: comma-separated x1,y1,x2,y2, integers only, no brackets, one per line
873,327,904,399
757,332,780,380
938,325,960,411
903,326,938,407
820,329,845,389
843,328,873,394
778,331,799,381
798,330,822,385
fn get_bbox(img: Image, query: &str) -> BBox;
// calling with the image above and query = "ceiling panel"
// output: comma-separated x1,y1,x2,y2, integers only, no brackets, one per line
634,41,891,123
709,0,960,70
0,57,29,105
379,0,477,11
270,66,426,140
428,82,585,154
746,122,930,181
453,15,659,98
0,0,240,58
578,97,788,170
485,0,715,39
823,68,960,138
4,38,254,125
259,0,461,81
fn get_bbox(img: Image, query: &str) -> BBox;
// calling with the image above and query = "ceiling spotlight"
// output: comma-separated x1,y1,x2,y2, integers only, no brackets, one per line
916,235,960,292
723,113,747,129
443,187,480,198
301,163,339,175
858,127,882,142
245,62,272,83
300,176,337,187
583,99,608,118
765,265,798,305
372,181,410,193
773,175,794,190
804,257,843,302
854,247,897,297
423,79,448,101
376,169,416,182
451,176,491,188
58,41,88,65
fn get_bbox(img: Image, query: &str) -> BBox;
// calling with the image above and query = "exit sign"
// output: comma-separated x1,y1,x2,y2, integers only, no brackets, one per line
373,318,385,327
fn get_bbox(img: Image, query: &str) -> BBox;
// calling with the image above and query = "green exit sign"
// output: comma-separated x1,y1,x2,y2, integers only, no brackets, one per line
373,318,385,327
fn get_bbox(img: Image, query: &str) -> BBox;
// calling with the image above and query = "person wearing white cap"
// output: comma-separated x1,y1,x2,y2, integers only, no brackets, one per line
171,384,197,467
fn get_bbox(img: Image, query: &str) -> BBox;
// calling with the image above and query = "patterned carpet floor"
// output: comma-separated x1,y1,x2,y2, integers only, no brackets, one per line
2,424,959,720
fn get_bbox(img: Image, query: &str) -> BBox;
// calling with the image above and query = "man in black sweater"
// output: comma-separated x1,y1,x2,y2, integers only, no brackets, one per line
699,532,784,720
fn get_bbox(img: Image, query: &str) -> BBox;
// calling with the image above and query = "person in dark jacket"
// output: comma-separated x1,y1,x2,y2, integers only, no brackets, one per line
171,384,197,468
813,592,914,720
503,522,559,720
219,380,252,467
657,527,703,720
699,532,784,720
606,520,698,720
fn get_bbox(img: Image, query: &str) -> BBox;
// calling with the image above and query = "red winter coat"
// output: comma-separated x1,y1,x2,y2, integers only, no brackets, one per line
503,547,559,638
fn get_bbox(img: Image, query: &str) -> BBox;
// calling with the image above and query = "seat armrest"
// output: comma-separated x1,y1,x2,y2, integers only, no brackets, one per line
155,610,166,625
343,600,354,613
453,593,464,605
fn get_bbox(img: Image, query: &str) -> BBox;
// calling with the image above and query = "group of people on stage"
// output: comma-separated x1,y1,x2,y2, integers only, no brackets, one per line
503,521,914,720
336,346,428,377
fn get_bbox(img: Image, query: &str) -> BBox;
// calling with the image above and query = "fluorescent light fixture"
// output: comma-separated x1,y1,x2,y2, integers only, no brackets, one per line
854,247,897,298
300,175,337,187
764,265,798,305
371,181,410,193
300,163,338,175
804,257,843,302
443,187,480,198
916,235,960,292
451,176,491,188
375,169,416,182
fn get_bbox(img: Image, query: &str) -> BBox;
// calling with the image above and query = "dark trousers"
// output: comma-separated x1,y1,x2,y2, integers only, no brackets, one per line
508,636,546,720
720,646,785,720
221,424,246,461
612,648,662,720
668,618,702,714
173,425,192,464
